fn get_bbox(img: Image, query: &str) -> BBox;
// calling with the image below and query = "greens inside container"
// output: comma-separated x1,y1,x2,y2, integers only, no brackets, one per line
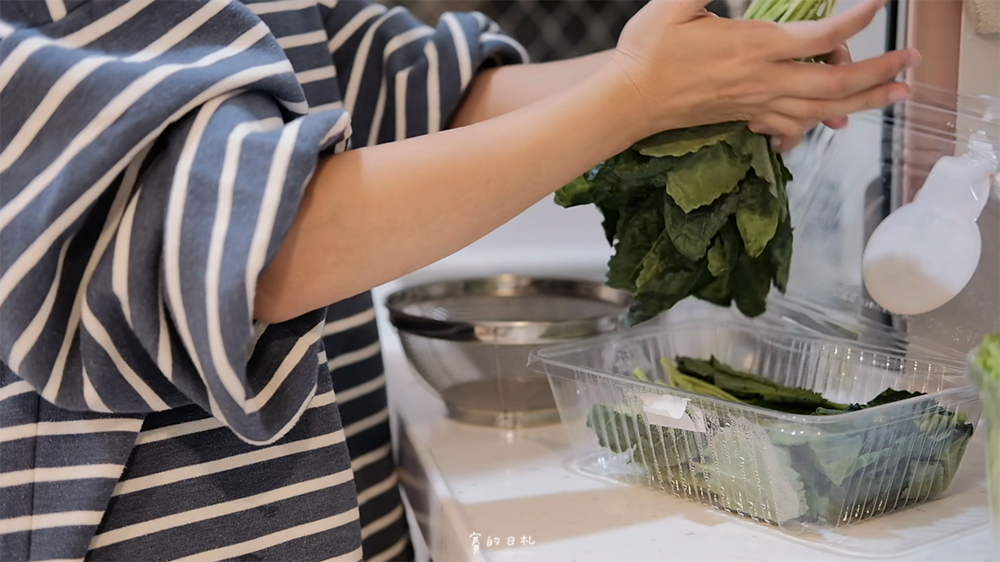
585,355,975,525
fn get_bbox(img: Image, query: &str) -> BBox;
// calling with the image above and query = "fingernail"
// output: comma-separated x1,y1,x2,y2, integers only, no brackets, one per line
889,88,909,103
770,137,782,151
906,51,923,69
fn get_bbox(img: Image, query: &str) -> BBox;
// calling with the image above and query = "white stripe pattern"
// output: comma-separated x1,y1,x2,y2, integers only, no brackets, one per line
336,373,385,403
0,419,143,444
343,408,388,438
113,429,346,496
93,470,354,549
361,504,403,539
0,2,526,560
370,535,410,562
1,511,105,534
322,307,376,336
1,465,124,488
350,443,391,472
172,508,361,562
327,342,381,372
276,29,328,49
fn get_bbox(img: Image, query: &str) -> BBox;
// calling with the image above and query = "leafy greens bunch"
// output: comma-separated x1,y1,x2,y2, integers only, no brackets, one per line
556,0,837,326
585,356,975,525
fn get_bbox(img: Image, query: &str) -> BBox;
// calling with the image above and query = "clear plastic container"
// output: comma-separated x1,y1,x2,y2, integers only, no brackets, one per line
525,83,997,536
774,84,999,359
967,347,1000,554
527,319,983,532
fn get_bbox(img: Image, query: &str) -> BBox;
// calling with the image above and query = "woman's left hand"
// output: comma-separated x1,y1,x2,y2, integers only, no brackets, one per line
748,43,908,151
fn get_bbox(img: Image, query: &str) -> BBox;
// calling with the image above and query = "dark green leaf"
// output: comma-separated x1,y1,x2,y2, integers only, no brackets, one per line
664,191,740,261
865,388,924,408
695,274,731,307
613,151,676,188
730,251,772,318
775,150,794,184
725,126,777,187
766,217,794,292
597,204,621,245
554,174,600,208
706,222,741,277
736,174,781,258
606,194,665,292
666,143,750,213
626,237,712,325
633,122,743,158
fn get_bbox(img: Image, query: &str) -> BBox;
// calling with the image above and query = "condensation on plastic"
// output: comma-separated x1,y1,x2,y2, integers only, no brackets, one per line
527,319,983,533
773,83,1000,359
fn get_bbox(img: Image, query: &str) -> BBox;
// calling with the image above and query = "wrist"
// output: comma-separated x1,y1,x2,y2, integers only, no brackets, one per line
570,62,651,155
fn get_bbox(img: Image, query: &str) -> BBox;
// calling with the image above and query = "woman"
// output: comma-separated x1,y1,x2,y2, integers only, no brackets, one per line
0,0,917,560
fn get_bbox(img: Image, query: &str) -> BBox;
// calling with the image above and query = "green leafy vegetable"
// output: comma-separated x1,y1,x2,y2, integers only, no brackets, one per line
552,0,838,326
735,174,781,258
664,191,740,261
606,196,664,292
584,355,975,526
634,122,744,158
665,142,751,213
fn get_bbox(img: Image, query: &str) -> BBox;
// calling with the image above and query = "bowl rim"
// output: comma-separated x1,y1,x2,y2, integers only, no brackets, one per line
385,274,632,344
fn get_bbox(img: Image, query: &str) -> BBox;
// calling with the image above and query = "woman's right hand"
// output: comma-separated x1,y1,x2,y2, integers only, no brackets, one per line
610,0,919,141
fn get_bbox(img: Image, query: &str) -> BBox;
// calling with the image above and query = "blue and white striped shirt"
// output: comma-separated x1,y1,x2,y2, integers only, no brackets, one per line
0,1,527,560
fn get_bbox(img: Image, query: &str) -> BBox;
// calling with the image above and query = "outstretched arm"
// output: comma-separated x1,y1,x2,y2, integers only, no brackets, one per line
449,50,614,129
255,0,916,323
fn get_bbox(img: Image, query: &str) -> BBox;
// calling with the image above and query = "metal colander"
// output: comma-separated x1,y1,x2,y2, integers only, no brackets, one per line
386,275,630,428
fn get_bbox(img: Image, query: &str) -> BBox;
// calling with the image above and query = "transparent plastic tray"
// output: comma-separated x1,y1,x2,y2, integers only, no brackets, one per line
527,319,983,532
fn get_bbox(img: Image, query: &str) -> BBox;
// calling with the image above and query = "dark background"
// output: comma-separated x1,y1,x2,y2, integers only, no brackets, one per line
385,0,735,62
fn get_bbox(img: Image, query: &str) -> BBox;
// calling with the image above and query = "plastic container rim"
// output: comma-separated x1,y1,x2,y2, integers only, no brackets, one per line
528,316,979,423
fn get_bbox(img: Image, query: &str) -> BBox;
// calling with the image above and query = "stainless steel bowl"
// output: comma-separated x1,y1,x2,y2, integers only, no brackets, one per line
386,275,631,428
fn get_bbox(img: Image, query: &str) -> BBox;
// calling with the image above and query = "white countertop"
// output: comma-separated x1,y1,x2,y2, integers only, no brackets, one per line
374,284,998,562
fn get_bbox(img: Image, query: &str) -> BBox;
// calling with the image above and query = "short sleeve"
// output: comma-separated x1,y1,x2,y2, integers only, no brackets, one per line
321,1,529,146
0,1,351,444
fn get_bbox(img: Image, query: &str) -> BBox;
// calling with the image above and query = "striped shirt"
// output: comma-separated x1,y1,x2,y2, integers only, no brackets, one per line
0,1,527,560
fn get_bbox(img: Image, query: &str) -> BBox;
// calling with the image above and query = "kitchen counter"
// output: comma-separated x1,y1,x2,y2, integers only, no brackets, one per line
374,285,998,562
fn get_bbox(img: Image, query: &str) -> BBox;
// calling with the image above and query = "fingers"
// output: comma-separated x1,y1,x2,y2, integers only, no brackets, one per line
749,114,820,144
771,48,919,101
767,0,884,60
822,44,853,128
749,116,828,152
768,81,911,122
823,115,849,129
828,43,853,66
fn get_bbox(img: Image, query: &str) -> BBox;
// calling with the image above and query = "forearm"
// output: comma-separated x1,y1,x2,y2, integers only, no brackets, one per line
450,50,615,128
255,63,638,323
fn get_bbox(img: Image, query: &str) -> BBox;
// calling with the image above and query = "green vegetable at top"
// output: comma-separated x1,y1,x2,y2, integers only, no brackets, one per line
555,0,836,326
976,333,1000,384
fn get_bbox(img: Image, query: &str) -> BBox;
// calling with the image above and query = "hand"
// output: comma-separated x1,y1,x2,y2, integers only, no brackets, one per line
610,0,920,141
748,43,869,150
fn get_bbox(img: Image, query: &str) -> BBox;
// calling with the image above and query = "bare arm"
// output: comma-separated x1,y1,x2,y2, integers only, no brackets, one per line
449,50,614,128
255,0,916,324
254,65,640,323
